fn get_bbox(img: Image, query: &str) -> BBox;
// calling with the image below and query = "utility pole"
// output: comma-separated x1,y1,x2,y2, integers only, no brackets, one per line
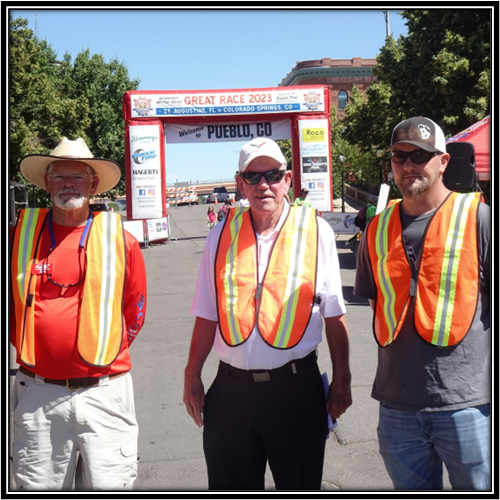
35,11,39,38
381,10,390,38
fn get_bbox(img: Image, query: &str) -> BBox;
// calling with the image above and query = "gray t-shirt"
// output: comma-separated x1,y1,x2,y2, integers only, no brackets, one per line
354,201,490,411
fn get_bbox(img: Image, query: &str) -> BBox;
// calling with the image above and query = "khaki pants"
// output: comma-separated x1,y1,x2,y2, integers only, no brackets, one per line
12,370,138,491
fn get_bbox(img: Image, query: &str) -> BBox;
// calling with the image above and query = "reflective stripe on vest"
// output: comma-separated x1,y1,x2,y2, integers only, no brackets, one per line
11,209,49,366
11,209,126,367
215,206,318,349
78,211,126,366
367,192,480,347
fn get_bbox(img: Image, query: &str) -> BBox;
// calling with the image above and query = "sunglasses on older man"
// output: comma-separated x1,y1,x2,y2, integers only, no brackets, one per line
240,169,286,185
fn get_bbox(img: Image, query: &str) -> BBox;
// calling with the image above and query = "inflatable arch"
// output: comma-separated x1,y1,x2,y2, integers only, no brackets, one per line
122,86,333,221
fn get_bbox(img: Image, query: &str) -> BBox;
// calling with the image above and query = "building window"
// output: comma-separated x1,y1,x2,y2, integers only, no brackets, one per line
338,90,348,110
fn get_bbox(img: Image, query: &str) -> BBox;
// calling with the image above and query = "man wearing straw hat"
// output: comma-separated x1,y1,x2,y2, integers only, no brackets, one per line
10,137,147,490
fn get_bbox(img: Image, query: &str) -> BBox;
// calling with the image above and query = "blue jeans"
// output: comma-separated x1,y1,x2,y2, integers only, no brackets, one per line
378,404,490,491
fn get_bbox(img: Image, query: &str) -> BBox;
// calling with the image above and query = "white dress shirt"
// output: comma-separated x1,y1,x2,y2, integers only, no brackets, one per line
191,203,346,369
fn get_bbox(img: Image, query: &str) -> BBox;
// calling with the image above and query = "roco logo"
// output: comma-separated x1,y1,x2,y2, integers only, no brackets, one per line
302,128,326,142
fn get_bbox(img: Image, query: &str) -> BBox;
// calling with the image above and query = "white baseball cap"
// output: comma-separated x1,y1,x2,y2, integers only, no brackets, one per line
238,139,287,172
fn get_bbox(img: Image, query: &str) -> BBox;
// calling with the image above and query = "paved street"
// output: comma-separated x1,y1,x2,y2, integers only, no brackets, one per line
10,199,452,493
130,200,396,492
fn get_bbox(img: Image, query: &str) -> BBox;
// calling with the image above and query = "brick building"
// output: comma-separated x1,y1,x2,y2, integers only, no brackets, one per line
279,57,376,118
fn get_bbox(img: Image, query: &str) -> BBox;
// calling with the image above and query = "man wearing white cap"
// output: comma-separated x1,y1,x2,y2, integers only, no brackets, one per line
355,117,490,490
184,139,351,490
10,138,147,490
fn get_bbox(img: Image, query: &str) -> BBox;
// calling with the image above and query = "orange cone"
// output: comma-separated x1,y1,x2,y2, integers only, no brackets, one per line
214,197,218,204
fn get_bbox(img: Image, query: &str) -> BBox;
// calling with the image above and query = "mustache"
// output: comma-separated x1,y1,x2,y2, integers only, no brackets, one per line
56,187,84,195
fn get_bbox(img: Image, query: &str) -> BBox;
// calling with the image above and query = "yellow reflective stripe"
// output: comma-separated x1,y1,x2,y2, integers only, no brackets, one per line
96,213,119,365
225,207,245,345
274,207,310,347
432,193,475,346
16,209,41,301
375,205,398,345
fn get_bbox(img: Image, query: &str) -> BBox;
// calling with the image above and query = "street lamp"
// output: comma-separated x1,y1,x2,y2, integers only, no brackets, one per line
339,155,346,213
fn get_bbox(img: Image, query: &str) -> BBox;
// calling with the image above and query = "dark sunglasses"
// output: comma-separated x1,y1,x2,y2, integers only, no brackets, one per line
390,150,441,164
240,169,286,185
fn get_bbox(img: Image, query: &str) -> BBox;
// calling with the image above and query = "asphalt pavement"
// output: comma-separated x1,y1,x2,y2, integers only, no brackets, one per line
10,198,452,493
129,198,398,492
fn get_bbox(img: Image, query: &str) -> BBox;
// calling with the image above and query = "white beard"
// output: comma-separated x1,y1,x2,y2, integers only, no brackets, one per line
53,189,87,209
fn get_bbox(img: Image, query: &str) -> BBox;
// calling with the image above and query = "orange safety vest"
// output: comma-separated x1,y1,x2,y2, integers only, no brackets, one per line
215,206,318,349
366,192,481,348
11,208,126,367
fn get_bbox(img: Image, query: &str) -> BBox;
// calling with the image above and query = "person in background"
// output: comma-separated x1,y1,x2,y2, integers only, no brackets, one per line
354,116,490,490
10,137,147,490
365,194,378,226
293,187,312,207
183,138,351,490
207,205,216,228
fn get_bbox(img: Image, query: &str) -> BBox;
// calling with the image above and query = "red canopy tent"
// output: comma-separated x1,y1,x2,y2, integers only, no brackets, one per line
446,115,490,181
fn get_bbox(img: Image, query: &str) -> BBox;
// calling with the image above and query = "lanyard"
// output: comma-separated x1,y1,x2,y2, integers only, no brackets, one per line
42,210,93,288
48,209,93,250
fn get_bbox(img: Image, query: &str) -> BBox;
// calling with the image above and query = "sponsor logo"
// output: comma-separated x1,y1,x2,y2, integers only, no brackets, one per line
132,149,158,164
133,97,153,117
303,91,322,111
302,128,326,142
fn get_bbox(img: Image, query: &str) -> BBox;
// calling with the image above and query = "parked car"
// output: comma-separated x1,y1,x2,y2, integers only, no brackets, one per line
90,202,113,212
206,186,229,203
115,200,127,211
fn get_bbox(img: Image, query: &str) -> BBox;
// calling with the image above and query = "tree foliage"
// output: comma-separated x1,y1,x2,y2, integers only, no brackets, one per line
341,9,490,194
9,16,140,204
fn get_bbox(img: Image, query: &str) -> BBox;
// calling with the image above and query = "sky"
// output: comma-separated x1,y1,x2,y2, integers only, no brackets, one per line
10,7,409,184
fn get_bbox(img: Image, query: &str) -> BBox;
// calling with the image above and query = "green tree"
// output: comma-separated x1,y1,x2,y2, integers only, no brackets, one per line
342,9,490,194
9,17,90,206
388,9,490,131
9,16,140,205
63,50,140,196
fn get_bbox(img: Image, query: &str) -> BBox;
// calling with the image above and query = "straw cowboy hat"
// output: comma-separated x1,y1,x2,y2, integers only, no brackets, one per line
19,137,121,193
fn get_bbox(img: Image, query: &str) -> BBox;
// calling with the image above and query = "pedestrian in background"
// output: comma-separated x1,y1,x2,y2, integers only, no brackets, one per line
293,187,312,207
207,205,216,228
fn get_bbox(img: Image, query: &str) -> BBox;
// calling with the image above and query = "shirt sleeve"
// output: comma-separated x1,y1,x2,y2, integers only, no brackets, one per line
190,222,221,321
478,202,490,293
353,231,377,299
317,217,347,318
123,231,147,346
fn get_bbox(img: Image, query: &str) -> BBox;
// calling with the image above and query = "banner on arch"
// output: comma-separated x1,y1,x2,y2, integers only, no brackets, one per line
165,119,291,144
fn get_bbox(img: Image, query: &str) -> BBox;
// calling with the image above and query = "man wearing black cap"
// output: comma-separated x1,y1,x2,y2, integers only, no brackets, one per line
354,117,490,490
293,187,312,207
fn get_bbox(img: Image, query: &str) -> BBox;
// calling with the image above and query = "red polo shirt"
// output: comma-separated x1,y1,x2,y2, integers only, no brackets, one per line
10,220,147,379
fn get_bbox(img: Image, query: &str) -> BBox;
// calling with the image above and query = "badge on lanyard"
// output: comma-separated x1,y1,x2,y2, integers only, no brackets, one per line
32,262,54,275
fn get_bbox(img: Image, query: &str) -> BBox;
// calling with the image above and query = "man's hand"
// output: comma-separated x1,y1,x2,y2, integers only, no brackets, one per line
326,374,352,420
183,372,205,427
182,317,217,427
324,314,352,420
